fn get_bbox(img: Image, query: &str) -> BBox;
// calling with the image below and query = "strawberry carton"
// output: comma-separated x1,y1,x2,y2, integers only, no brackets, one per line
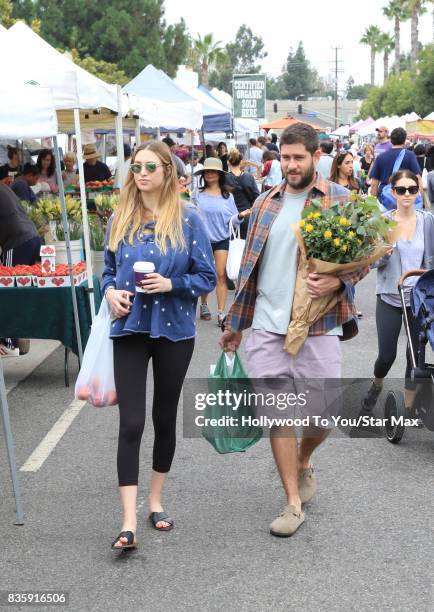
0,266,15,288
13,264,35,288
40,244,56,274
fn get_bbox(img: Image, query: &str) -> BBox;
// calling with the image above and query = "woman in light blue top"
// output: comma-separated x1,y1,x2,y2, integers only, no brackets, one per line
195,157,251,326
362,170,434,418
103,141,216,550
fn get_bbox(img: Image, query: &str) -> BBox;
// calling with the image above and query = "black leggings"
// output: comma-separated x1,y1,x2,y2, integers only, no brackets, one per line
113,334,195,486
374,296,421,390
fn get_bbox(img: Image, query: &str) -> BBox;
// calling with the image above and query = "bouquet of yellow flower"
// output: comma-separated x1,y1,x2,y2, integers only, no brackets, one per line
284,194,399,355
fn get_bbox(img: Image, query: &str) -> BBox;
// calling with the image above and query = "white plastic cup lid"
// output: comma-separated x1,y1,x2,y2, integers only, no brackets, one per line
133,261,155,273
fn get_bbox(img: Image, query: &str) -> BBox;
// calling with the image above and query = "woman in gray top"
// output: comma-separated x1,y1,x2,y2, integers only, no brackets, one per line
362,170,434,417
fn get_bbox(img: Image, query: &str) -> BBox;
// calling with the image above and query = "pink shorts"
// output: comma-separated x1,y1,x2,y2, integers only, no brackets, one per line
245,330,342,428
245,330,342,378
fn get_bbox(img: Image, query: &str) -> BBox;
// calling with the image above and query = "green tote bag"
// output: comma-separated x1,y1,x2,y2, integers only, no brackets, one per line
202,352,263,454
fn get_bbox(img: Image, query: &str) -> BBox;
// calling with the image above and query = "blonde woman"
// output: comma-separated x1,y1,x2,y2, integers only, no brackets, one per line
62,152,78,187
102,141,216,550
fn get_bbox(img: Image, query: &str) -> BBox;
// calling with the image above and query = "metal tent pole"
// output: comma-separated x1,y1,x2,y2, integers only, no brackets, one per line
73,109,96,321
0,360,24,525
115,85,125,190
53,136,84,363
134,117,141,150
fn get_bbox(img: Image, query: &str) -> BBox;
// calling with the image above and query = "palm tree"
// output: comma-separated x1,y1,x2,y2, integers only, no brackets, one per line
360,25,383,85
408,0,428,70
192,33,226,88
378,32,395,81
383,0,410,73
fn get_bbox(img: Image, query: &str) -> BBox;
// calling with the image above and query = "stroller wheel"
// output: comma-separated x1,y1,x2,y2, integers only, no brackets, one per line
384,391,406,444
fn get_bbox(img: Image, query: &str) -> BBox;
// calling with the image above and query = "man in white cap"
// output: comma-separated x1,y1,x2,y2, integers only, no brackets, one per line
83,143,112,183
373,126,392,158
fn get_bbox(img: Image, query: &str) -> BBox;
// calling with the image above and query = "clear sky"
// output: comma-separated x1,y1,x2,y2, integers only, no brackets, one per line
164,0,432,90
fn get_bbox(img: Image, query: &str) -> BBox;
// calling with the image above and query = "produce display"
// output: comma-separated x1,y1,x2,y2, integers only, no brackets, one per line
0,262,87,288
65,178,115,194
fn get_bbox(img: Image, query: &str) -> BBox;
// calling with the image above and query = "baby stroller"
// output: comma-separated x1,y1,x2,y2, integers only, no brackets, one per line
384,269,434,442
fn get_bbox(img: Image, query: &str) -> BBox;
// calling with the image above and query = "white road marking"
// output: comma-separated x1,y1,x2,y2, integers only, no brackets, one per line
20,399,86,472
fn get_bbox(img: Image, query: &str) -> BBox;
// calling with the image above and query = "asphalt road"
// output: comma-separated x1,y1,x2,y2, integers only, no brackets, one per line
1,271,433,612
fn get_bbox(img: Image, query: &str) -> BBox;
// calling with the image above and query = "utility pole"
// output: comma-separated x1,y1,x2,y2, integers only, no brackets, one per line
331,46,343,130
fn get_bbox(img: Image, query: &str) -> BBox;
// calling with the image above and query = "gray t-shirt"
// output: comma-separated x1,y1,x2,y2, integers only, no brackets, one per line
382,211,425,308
0,184,38,251
252,191,308,334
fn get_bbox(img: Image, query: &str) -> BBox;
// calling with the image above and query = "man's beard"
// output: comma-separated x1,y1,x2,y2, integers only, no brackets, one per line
285,162,316,190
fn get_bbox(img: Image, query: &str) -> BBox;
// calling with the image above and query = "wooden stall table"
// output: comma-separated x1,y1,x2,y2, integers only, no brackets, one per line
0,278,102,386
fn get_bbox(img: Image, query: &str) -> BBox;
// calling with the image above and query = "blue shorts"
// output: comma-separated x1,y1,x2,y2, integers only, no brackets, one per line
211,238,229,252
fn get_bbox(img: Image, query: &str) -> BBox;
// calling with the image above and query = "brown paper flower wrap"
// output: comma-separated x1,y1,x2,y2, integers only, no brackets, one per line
284,196,400,355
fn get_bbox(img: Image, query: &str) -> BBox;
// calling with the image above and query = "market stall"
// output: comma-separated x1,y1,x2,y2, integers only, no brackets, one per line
0,82,67,526
2,21,126,319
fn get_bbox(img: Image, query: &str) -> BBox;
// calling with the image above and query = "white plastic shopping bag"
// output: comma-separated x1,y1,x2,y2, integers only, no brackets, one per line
226,219,245,281
75,298,117,407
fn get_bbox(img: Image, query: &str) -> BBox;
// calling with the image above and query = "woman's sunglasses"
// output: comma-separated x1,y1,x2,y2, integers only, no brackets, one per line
393,185,419,196
130,162,165,174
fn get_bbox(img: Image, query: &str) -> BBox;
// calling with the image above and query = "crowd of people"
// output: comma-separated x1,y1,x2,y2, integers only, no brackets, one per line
1,123,433,545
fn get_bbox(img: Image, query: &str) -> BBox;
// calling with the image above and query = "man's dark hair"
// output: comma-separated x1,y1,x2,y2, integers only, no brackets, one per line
390,127,406,146
249,138,257,146
23,163,40,176
162,136,175,148
320,140,334,155
414,144,425,156
271,133,278,144
279,124,319,155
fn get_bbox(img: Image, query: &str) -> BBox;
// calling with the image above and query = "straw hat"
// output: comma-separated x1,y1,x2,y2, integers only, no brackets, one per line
194,157,226,175
83,143,101,160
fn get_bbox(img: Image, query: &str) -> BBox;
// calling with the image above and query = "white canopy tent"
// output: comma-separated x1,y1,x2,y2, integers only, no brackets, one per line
0,83,84,526
424,112,434,120
331,125,350,137
1,22,126,319
357,113,422,137
124,65,202,131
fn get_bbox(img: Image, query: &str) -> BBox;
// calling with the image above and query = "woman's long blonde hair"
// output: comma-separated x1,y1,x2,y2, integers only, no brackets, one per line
108,141,185,254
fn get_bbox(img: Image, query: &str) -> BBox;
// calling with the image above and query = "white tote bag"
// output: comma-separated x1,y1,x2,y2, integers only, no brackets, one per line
225,218,245,282
75,298,117,407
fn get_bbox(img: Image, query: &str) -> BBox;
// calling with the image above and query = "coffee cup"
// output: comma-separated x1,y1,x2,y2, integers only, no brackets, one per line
133,261,155,293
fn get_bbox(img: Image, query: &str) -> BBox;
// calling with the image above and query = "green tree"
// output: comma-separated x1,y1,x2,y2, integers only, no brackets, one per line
70,49,129,85
192,33,225,87
209,25,267,93
407,0,428,70
359,86,385,118
0,0,14,27
266,75,288,99
359,70,415,118
282,42,317,99
377,32,395,81
413,43,434,116
383,0,410,73
346,77,373,100
12,1,189,79
360,25,383,85
380,71,415,114
226,25,267,73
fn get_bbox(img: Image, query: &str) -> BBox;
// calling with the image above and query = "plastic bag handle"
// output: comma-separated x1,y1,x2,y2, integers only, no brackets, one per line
229,218,240,241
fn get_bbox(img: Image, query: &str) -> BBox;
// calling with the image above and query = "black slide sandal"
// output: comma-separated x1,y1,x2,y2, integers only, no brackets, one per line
111,530,137,550
149,512,174,531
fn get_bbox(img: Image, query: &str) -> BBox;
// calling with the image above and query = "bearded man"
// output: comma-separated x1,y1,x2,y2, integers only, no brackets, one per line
220,123,368,537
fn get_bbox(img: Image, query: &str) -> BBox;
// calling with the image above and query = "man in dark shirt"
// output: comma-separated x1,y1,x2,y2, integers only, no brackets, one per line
11,164,40,203
0,184,41,356
82,143,112,183
370,127,421,198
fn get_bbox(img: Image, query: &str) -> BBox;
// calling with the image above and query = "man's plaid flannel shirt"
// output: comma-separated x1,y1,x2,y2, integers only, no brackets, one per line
225,176,370,340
